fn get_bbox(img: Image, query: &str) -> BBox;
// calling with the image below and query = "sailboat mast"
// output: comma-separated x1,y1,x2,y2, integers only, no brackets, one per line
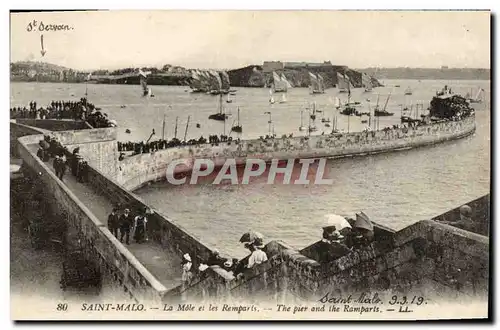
237,107,240,125
162,114,166,140
369,104,372,128
308,112,311,137
184,116,190,142
174,116,179,139
268,114,272,136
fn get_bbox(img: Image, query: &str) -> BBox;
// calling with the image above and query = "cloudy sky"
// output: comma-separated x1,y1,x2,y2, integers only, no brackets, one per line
10,10,490,70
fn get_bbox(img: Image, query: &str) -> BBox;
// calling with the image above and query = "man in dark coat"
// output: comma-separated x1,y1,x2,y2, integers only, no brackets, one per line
108,207,119,238
58,155,67,181
53,155,61,179
345,212,375,249
119,208,133,245
36,147,45,161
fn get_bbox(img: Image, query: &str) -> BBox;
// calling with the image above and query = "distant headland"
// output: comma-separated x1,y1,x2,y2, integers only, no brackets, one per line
10,61,490,89
358,66,490,81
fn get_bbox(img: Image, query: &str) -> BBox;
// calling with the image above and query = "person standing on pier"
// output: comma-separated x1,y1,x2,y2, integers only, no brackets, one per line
53,155,61,179
437,205,476,232
108,207,119,238
119,208,133,245
345,212,374,249
133,208,148,244
246,239,268,269
180,253,193,301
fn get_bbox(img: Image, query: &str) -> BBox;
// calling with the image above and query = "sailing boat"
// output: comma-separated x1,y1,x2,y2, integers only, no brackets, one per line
310,102,318,121
468,87,484,103
331,116,339,133
308,111,318,133
309,72,325,94
139,69,153,97
231,107,242,133
299,109,306,131
208,94,229,121
226,94,232,103
334,97,341,109
321,106,331,123
280,73,293,89
404,86,413,95
337,72,350,93
340,85,358,116
272,71,288,93
269,88,275,104
362,73,373,92
279,93,287,104
374,93,394,116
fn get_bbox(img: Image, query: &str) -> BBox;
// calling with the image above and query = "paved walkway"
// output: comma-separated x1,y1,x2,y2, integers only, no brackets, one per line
27,144,182,291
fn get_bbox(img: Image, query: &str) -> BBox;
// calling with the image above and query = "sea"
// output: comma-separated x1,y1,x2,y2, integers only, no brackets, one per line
10,79,490,261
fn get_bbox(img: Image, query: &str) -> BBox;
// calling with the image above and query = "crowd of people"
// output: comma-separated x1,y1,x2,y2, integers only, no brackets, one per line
177,212,376,291
117,134,241,157
10,97,116,129
36,134,90,183
107,207,149,245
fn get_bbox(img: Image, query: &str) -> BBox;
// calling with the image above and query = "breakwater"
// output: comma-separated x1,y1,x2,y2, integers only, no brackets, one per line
12,113,487,308
117,115,476,190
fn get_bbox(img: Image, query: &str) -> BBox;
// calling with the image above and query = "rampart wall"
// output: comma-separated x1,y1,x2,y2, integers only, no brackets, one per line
117,116,476,190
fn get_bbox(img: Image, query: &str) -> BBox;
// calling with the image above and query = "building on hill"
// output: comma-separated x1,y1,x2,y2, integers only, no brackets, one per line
262,61,284,73
284,61,338,69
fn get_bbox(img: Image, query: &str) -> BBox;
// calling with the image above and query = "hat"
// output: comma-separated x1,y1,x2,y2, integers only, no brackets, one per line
323,214,351,231
253,238,265,249
460,205,472,218
354,212,374,232
183,253,191,262
224,259,233,268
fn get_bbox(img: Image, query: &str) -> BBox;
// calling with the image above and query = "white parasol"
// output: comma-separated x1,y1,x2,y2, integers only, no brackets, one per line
323,214,352,231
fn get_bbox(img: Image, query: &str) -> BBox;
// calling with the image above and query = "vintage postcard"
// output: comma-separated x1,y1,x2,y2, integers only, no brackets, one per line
9,10,490,320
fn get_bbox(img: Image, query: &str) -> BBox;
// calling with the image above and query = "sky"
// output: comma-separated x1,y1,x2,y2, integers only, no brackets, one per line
9,10,491,71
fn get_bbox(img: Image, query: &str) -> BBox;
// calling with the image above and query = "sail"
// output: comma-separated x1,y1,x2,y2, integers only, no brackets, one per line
334,97,341,108
189,70,204,90
272,71,287,92
200,71,214,91
309,72,320,91
317,73,325,93
209,70,222,91
280,73,293,88
474,88,482,100
362,73,372,90
140,76,148,94
337,72,349,91
346,75,354,89
220,71,231,91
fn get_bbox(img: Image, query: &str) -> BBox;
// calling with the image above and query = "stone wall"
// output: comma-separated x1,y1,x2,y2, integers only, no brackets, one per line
10,121,47,157
16,134,169,304
117,115,476,190
432,194,490,236
84,162,217,268
176,218,489,304
52,127,119,179
11,120,118,179
16,118,90,131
